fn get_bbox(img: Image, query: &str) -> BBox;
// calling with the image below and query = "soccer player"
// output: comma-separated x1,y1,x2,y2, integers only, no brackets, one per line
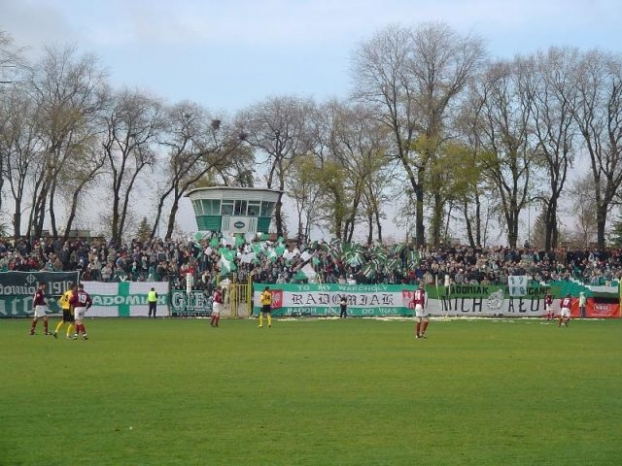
544,291,554,321
258,286,272,328
70,284,93,340
54,282,77,339
558,293,572,327
29,282,52,336
210,286,223,327
411,283,428,339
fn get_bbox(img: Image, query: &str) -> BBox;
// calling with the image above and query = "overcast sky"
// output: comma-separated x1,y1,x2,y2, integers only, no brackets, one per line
1,0,621,240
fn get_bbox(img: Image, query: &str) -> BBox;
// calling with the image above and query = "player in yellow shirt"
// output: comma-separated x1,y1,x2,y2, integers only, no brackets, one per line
258,286,272,328
53,282,77,339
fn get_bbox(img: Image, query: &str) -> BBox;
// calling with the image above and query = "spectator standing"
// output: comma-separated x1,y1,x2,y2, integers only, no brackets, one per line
147,287,158,318
578,292,587,318
339,296,348,319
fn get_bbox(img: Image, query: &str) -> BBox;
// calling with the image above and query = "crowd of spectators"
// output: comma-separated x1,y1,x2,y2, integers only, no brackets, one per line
1,235,622,290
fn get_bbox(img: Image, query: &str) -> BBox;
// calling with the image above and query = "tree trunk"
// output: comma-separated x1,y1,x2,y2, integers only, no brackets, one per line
463,199,476,248
375,209,383,243
596,204,607,249
415,182,425,247
49,177,58,238
431,191,443,247
165,192,182,240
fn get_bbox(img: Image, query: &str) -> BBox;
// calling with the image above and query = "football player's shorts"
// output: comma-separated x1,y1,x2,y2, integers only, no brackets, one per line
34,305,47,318
415,304,427,318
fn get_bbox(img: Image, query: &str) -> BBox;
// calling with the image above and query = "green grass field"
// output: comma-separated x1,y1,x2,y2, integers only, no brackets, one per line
1,317,621,466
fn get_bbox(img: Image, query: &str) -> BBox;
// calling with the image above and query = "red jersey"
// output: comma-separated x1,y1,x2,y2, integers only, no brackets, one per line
560,297,572,309
213,291,223,304
412,289,425,306
70,290,92,308
545,294,553,306
33,289,46,306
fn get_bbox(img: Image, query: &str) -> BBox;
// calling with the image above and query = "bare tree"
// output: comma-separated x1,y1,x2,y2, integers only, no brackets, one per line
153,101,247,240
287,154,322,243
0,87,42,237
571,50,622,249
0,31,27,219
528,48,578,251
100,88,163,245
566,174,598,248
321,101,392,243
351,23,485,246
237,96,312,236
25,45,107,238
472,58,537,249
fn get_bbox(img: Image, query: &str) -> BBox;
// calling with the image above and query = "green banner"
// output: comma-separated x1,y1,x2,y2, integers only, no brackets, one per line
0,271,80,317
170,289,212,315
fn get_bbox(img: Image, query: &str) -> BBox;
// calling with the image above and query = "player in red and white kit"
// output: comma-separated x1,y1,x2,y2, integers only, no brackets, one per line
411,283,428,339
210,286,223,327
69,283,92,340
29,282,52,336
544,292,554,321
558,293,572,327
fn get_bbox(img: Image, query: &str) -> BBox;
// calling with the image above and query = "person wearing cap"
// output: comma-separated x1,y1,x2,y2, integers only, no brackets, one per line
578,292,587,318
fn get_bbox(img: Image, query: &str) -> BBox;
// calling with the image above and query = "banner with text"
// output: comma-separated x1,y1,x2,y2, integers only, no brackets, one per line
82,281,169,317
251,283,620,318
0,271,80,318
170,289,212,315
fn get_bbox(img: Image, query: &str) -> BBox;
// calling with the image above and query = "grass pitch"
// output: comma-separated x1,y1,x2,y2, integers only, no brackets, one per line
1,317,621,466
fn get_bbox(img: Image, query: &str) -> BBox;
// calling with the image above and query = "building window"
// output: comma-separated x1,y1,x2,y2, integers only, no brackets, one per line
260,201,275,217
193,200,203,215
221,201,234,216
247,201,261,216
234,200,247,216
201,199,221,215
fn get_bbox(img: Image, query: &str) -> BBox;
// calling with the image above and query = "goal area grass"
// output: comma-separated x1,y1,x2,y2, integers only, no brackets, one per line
1,317,621,466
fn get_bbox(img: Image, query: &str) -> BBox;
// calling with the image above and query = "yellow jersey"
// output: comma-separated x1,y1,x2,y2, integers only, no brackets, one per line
260,291,272,306
59,290,73,310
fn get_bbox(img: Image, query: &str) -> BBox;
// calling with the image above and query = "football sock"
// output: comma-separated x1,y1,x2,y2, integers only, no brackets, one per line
422,321,429,334
80,324,86,334
66,324,74,336
416,322,421,336
31,320,37,331
267,314,272,327
259,314,263,327
55,321,64,333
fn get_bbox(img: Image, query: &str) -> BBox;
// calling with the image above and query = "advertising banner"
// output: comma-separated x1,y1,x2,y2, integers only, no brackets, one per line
170,289,212,316
82,281,169,317
251,282,619,318
0,271,80,317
